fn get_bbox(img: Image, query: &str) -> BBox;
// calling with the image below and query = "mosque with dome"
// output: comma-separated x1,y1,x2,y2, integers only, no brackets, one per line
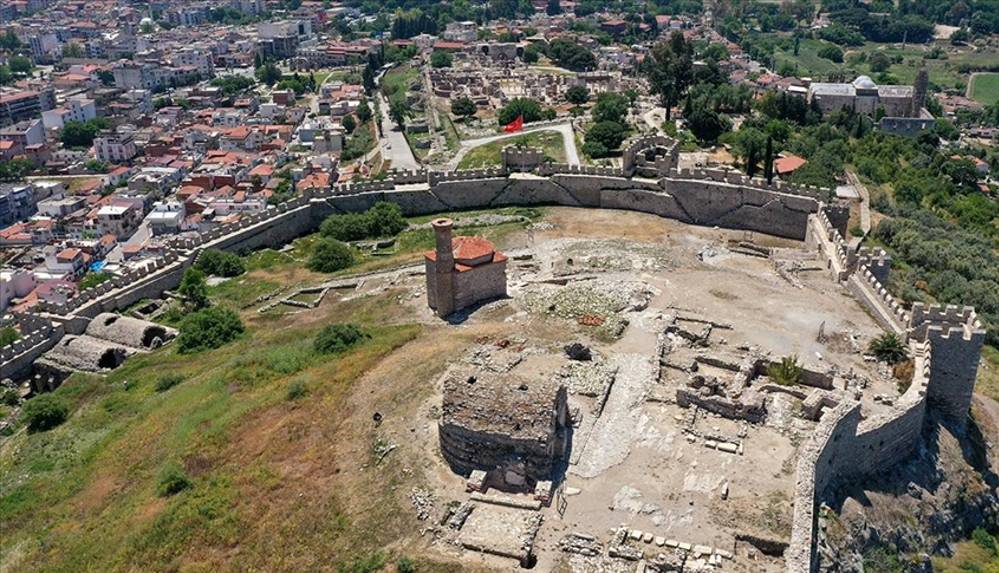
806,71,934,135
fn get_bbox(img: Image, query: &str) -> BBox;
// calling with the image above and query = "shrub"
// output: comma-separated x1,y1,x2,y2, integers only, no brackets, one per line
319,202,407,242
868,333,907,365
364,201,407,237
817,44,844,63
0,326,18,346
286,379,308,401
157,464,191,497
314,324,367,355
396,556,416,573
767,355,803,386
177,307,245,354
1,388,21,407
321,212,372,241
196,249,246,277
21,394,69,432
155,374,184,392
308,239,355,273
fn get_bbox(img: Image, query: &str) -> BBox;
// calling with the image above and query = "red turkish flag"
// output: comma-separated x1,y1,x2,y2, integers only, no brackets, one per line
503,115,524,133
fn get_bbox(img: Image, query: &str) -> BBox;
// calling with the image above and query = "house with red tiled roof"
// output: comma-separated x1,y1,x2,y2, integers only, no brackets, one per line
774,154,808,178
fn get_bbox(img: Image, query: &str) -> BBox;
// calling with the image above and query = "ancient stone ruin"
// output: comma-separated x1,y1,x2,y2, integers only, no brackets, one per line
439,367,570,490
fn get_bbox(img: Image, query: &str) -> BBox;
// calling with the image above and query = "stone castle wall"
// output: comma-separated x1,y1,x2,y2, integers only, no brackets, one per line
787,342,932,573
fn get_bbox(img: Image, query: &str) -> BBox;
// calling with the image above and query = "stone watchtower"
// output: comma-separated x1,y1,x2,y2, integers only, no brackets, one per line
907,303,986,425
911,67,929,118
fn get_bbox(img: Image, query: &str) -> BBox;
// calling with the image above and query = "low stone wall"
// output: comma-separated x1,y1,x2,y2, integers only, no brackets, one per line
0,321,66,381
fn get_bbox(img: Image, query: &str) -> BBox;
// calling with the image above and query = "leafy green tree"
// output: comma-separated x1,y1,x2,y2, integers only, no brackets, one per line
523,43,542,64
546,0,561,15
342,114,357,134
321,213,370,241
60,118,109,148
451,97,477,119
62,43,85,58
21,394,69,432
389,99,409,130
547,38,596,71
8,56,32,75
497,97,545,126
365,201,407,236
430,50,453,68
0,326,19,347
685,106,730,143
817,44,844,63
565,85,589,105
314,324,368,354
178,267,209,309
96,69,114,85
196,249,245,278
357,99,373,123
644,31,693,120
592,92,629,124
0,30,21,51
255,62,281,85
177,307,244,353
585,121,627,154
868,51,891,73
308,239,355,272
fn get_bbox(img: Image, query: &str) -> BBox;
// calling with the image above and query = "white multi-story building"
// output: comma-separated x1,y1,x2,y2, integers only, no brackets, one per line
94,132,137,164
172,49,214,79
95,202,142,239
41,96,96,130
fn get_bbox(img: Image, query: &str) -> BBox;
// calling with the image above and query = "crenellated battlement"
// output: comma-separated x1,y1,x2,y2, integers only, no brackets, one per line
501,145,546,172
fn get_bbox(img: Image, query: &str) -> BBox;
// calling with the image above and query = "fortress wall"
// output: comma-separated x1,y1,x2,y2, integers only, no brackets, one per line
787,341,931,573
665,178,819,239
430,178,509,210
787,401,862,573
846,267,909,334
0,322,65,381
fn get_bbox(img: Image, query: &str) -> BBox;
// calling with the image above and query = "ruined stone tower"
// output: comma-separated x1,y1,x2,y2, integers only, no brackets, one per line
911,67,928,118
907,303,986,425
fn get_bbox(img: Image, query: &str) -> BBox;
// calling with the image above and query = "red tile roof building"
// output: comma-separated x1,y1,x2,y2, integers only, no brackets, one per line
424,218,507,318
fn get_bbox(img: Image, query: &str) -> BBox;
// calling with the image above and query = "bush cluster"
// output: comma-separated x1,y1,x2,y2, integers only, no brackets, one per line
196,249,246,277
177,307,245,354
314,324,367,355
155,374,185,392
307,239,355,273
21,394,69,432
319,202,408,242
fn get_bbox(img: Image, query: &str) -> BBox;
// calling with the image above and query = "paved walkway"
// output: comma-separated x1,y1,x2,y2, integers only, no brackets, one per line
374,70,419,171
445,121,580,170
845,170,872,249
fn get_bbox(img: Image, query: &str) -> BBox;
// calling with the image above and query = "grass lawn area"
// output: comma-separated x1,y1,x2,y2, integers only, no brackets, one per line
458,131,566,169
970,72,999,105
977,344,999,404
380,64,418,107
773,38,844,78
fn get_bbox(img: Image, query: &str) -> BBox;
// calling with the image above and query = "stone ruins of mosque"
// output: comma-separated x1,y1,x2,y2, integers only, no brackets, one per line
424,218,508,318
439,367,570,490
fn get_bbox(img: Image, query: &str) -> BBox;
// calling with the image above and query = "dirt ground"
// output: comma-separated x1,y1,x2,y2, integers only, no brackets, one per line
258,207,895,572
